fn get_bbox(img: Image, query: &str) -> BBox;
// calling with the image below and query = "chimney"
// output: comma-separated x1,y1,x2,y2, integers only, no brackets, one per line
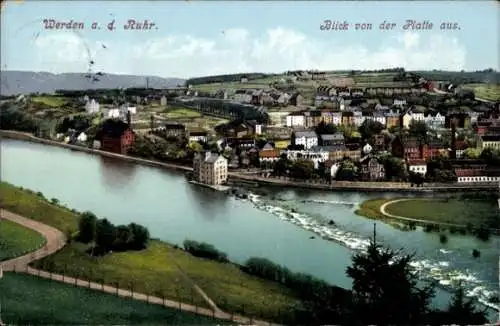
450,118,457,159
126,110,131,126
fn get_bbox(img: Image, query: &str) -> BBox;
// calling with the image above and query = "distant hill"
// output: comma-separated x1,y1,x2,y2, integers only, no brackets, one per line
0,71,185,96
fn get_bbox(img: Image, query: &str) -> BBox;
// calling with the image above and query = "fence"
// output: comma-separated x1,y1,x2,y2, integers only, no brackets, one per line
5,259,281,326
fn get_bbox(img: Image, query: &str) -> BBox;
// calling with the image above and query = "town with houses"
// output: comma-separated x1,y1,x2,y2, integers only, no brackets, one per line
2,69,499,189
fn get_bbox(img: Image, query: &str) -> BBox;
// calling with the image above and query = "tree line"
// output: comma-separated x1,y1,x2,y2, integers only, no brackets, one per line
77,212,150,256
185,73,270,86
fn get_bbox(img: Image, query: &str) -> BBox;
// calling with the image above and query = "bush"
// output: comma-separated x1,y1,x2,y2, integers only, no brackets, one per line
472,249,481,258
182,240,229,263
439,234,448,244
473,226,490,242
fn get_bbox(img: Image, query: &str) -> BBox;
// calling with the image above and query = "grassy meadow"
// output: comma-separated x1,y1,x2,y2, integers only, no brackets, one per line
0,272,228,325
462,83,500,102
0,219,46,261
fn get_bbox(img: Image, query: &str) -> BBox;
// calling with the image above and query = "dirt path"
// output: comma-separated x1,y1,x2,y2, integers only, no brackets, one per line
0,209,66,271
0,209,277,325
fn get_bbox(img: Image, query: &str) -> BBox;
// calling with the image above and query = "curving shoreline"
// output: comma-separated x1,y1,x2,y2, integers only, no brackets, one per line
1,130,498,193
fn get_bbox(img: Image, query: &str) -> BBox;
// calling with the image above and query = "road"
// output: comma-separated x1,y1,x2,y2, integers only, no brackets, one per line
0,210,278,326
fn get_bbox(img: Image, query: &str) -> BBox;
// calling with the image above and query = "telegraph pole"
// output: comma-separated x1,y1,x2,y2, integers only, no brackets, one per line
373,223,377,244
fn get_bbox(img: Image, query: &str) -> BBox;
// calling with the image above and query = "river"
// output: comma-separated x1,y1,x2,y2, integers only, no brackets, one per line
1,139,498,319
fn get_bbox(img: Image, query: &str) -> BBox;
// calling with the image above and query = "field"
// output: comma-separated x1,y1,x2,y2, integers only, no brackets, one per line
0,182,79,233
31,96,68,107
462,83,500,102
1,182,301,322
166,107,202,119
0,272,227,325
0,219,46,261
384,198,500,228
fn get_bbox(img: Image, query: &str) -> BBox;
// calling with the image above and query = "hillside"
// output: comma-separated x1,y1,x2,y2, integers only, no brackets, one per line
0,71,185,96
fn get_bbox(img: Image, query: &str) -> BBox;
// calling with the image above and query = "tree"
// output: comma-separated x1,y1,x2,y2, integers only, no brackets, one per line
128,222,150,250
290,159,315,179
335,160,357,181
358,120,384,140
315,120,337,135
346,241,435,325
114,225,134,251
77,211,97,244
95,218,116,253
381,156,407,181
272,154,290,177
462,148,480,159
409,120,428,142
444,284,487,325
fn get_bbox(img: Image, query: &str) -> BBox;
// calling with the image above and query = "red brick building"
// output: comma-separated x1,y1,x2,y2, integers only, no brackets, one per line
391,135,421,160
422,140,447,160
99,119,135,154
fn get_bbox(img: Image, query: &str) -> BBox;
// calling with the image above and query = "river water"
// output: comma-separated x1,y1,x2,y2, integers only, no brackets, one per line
1,139,498,319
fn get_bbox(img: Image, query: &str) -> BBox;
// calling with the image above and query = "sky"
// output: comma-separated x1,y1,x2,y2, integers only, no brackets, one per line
1,0,498,78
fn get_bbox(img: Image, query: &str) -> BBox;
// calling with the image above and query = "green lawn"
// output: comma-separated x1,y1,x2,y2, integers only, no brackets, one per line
0,182,79,233
31,96,68,107
462,83,500,102
384,198,500,228
2,181,302,323
0,219,46,261
0,272,227,325
165,108,202,119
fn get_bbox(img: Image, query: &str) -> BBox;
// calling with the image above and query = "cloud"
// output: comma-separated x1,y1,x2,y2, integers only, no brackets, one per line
29,27,467,78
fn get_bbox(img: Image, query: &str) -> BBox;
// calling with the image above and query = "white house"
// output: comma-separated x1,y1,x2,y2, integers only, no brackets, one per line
425,112,445,129
331,112,342,125
330,162,341,178
286,148,329,169
408,160,427,175
394,99,407,106
286,113,305,128
353,111,365,127
160,96,167,106
410,111,425,122
372,112,387,126
107,108,121,118
85,99,100,114
292,130,318,150
76,132,88,142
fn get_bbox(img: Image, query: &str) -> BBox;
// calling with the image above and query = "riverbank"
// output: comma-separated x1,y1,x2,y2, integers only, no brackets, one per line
1,130,497,193
0,181,302,324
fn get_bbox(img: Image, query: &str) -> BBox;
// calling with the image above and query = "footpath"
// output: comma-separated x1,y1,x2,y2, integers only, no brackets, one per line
0,209,278,326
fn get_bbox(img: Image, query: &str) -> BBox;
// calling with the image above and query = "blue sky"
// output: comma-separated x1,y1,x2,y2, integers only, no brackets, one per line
1,0,498,78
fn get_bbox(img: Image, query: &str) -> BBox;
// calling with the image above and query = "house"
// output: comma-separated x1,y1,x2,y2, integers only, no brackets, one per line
259,148,281,164
304,110,323,128
353,111,365,127
372,112,387,126
225,137,256,150
455,141,468,158
85,99,100,114
341,111,354,126
425,112,445,129
455,169,500,183
360,156,385,181
286,147,329,169
331,112,342,125
320,132,344,146
373,134,386,151
193,151,228,185
292,130,318,150
160,96,167,106
445,113,470,129
240,76,248,84
324,145,361,162
423,140,447,160
99,119,135,154
286,112,305,128
107,108,121,118
385,111,400,129
393,99,407,107
163,123,186,138
189,130,208,143
477,134,500,150
407,159,427,176
289,92,306,106
76,132,88,143
391,135,421,160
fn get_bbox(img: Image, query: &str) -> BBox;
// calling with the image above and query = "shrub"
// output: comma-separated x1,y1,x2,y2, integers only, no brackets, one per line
472,249,481,258
183,240,229,263
439,234,448,244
